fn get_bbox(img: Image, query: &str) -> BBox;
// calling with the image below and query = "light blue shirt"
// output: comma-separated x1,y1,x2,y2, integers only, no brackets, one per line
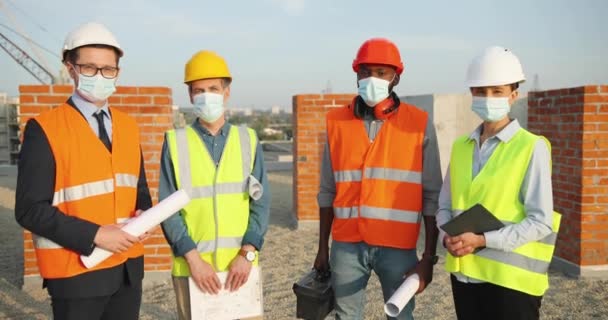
71,91,112,141
436,119,554,283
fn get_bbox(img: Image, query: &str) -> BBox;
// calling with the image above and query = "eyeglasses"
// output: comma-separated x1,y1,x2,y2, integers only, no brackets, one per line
73,63,120,79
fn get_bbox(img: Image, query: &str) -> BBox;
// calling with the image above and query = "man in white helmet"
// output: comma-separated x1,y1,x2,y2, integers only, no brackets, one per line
436,46,559,319
15,22,151,319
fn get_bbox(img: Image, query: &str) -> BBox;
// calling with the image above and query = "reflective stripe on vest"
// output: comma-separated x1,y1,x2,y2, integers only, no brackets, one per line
445,129,561,296
334,168,421,184
334,170,362,183
197,236,243,254
175,126,251,197
364,168,421,184
52,174,138,206
33,234,62,249
334,206,420,224
189,181,248,198
475,249,550,274
37,173,139,250
334,207,358,219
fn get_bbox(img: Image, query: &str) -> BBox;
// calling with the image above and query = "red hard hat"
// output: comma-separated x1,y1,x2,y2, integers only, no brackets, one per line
352,38,404,75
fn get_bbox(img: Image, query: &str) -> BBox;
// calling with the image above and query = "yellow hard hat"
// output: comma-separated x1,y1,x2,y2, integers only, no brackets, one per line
184,50,231,83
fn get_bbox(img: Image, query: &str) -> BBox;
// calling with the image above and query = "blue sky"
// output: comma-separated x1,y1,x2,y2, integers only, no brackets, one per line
0,0,606,109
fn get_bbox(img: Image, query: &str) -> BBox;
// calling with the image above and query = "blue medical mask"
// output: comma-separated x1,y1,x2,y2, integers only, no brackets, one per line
358,77,391,107
193,93,225,123
77,73,116,103
471,96,511,122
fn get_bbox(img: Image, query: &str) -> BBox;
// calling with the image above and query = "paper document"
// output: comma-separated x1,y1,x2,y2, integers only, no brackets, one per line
384,274,420,317
190,267,263,320
80,189,191,269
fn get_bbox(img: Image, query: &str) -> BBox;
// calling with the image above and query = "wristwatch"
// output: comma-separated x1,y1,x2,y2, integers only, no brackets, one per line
239,249,257,262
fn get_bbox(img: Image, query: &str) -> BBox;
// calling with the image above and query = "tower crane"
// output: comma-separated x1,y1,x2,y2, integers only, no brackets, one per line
0,0,68,84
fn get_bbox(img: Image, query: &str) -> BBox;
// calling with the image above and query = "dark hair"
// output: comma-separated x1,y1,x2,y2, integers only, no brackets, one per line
63,44,120,65
510,82,520,91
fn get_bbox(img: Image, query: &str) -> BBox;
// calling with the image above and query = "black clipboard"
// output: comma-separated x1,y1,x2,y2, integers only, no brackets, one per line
441,204,504,236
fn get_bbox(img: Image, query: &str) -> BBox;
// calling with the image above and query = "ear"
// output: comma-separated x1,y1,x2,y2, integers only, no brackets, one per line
392,74,400,87
188,85,195,104
509,89,519,105
65,63,77,83
223,86,231,102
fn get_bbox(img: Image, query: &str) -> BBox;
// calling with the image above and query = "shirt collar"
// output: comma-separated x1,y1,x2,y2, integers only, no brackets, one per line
468,119,522,144
192,119,230,137
71,91,111,119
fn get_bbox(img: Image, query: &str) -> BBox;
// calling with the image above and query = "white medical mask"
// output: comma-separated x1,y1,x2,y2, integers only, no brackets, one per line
77,73,116,103
193,93,225,123
471,96,511,122
358,77,391,107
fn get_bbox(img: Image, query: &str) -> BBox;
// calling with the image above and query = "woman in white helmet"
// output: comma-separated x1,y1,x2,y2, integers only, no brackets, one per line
436,46,560,320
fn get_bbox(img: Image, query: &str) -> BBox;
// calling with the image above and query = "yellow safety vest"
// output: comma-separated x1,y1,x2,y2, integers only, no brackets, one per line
445,127,561,296
166,125,258,276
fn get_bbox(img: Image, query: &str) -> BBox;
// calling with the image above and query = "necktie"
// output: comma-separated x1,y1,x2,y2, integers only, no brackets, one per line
93,110,112,152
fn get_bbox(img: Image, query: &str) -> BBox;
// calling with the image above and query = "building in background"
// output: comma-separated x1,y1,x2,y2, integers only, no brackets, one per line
0,93,20,164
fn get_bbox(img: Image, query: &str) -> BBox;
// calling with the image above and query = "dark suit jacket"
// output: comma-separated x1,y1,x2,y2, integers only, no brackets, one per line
15,99,152,299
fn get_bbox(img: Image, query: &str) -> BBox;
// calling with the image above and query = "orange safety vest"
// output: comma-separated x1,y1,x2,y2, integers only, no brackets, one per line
326,102,427,249
33,102,143,279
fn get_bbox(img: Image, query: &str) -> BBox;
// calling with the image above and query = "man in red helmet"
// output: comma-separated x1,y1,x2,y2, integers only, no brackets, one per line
314,38,442,319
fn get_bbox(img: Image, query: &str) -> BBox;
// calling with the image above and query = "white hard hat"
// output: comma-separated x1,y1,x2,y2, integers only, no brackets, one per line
62,22,123,61
465,46,525,88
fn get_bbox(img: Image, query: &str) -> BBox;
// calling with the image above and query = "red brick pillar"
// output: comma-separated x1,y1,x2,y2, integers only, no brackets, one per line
292,94,356,220
528,85,608,277
18,85,175,278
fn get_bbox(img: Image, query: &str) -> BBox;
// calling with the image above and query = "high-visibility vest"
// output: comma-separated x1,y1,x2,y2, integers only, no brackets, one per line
445,128,561,296
33,103,143,279
326,102,427,249
166,125,258,276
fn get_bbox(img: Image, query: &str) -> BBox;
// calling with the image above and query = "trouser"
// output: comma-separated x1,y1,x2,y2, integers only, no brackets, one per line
51,277,142,320
330,241,418,320
450,274,543,320
172,276,263,320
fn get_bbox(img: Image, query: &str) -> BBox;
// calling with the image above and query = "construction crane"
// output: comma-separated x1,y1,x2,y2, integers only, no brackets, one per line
0,0,67,84
0,31,56,84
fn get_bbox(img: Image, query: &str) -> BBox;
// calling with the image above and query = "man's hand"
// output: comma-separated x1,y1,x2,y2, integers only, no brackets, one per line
93,224,139,253
225,253,253,292
406,255,434,294
313,245,330,273
185,250,221,294
445,232,486,257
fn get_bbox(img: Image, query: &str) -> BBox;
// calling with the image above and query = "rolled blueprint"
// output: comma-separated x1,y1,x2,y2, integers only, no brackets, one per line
384,273,420,317
80,189,191,269
248,175,263,200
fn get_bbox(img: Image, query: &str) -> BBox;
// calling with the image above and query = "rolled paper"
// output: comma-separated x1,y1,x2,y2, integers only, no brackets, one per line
384,273,420,317
80,189,191,269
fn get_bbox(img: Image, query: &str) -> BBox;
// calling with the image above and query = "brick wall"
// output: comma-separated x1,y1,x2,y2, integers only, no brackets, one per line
19,85,174,276
528,85,608,266
292,94,356,220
